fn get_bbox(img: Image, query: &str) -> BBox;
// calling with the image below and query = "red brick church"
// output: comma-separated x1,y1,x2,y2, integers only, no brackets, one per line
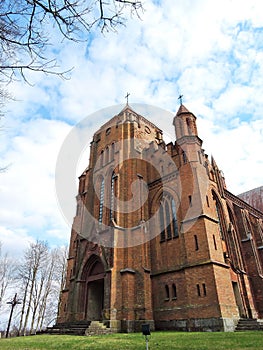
56,103,263,332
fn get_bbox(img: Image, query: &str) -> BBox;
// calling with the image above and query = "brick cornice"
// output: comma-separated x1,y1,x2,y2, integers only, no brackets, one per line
151,259,229,277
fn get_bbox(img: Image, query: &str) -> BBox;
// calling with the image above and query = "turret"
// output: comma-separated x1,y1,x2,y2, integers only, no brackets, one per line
173,104,198,140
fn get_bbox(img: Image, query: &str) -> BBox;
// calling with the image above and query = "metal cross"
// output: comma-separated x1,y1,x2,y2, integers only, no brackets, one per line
125,92,130,105
178,94,183,105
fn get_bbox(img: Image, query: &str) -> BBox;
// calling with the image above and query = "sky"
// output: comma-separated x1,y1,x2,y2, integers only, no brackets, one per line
0,0,263,257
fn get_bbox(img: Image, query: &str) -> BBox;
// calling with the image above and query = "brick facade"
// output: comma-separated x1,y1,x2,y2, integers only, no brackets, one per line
57,104,263,332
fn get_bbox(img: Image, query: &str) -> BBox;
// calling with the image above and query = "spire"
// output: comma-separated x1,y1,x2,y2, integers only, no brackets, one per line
176,104,192,116
173,104,198,139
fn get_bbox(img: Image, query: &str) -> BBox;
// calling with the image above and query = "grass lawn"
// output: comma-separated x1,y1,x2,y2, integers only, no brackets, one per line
0,331,262,350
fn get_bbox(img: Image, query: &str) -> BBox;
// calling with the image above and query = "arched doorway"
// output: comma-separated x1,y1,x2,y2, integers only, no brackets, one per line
82,256,105,321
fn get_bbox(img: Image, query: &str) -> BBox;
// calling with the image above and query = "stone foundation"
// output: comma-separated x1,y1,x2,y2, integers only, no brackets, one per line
155,317,239,332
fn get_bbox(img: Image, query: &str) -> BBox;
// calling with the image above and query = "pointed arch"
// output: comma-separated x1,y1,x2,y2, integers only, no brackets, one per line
212,190,226,240
105,146,110,164
159,192,179,241
79,255,105,320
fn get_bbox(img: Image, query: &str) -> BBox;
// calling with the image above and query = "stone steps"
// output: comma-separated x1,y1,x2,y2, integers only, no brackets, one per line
235,318,262,331
85,321,112,336
46,321,91,336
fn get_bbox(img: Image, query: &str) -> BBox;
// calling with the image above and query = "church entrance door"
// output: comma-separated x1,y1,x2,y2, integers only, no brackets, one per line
87,279,104,320
83,257,105,321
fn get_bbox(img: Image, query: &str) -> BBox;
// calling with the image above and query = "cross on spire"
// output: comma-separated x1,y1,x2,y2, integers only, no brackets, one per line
178,94,183,105
125,92,130,105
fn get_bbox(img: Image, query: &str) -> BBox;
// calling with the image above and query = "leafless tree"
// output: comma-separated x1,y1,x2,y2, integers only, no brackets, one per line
18,240,49,335
17,241,68,334
0,0,143,82
39,246,68,330
0,242,16,310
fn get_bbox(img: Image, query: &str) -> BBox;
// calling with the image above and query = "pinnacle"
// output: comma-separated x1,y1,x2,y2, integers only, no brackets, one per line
176,104,191,115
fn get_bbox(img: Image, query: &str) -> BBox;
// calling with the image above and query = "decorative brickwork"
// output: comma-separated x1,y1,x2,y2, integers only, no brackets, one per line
56,104,263,332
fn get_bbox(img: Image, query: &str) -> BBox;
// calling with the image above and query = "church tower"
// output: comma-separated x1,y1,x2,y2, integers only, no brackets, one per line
56,102,262,333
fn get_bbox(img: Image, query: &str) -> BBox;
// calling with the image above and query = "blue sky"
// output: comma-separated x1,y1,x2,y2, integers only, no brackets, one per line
0,0,263,257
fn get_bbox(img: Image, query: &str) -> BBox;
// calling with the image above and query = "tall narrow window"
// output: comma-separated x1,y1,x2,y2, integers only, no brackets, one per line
110,172,117,222
105,146,109,164
100,150,104,168
196,284,201,297
182,151,187,164
165,285,170,300
202,283,207,296
160,204,165,242
213,234,217,250
206,195,210,207
214,194,224,239
172,284,177,299
186,118,192,135
194,235,199,251
165,201,172,239
159,194,179,241
98,178,105,224
188,195,192,207
111,142,115,161
171,198,179,238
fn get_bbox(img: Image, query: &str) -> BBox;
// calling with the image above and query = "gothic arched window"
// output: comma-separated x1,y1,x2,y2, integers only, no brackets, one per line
98,178,105,224
110,172,117,222
212,191,225,240
105,146,109,164
100,150,104,168
111,142,115,161
159,194,179,241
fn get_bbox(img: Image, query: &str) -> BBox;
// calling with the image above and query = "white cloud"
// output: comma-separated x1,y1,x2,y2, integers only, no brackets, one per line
0,118,72,254
1,0,263,259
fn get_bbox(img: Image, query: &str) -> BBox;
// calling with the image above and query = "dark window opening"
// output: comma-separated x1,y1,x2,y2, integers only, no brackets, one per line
206,195,210,207
165,285,170,300
182,151,187,164
172,284,177,299
197,284,201,297
202,283,207,296
213,234,217,250
194,235,199,251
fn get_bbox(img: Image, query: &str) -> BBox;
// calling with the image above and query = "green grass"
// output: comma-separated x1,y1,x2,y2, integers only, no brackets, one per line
0,332,262,350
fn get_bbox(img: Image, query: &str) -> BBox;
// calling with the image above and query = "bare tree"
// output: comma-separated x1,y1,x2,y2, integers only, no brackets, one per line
0,0,143,82
17,242,68,334
36,246,68,331
0,242,16,310
18,240,49,335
